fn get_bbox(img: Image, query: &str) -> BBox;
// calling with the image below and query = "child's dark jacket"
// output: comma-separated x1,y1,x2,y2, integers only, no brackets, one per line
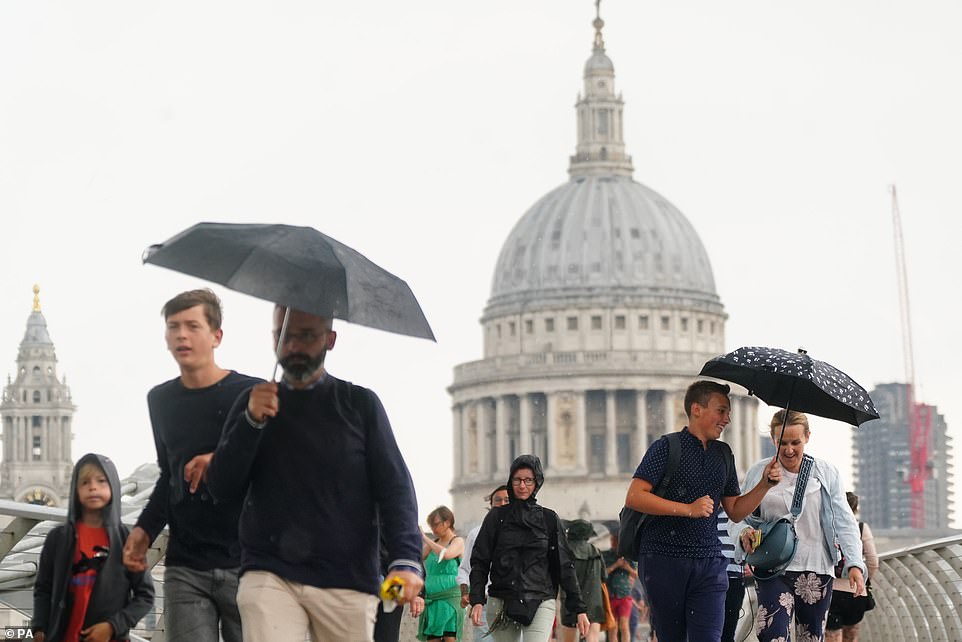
32,453,155,642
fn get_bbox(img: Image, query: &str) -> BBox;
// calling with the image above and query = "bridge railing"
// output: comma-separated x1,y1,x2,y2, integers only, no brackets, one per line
861,534,962,642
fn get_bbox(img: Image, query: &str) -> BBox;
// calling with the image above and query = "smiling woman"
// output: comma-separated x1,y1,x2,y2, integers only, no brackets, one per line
732,411,869,642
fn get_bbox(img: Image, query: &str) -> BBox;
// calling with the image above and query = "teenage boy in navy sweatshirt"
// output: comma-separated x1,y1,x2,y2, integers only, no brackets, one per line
122,289,260,642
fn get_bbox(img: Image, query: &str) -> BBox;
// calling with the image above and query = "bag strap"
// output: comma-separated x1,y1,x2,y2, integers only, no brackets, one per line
655,432,683,498
790,454,815,519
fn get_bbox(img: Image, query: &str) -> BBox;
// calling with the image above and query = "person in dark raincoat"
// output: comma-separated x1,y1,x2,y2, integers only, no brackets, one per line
559,519,606,642
468,454,589,642
33,453,155,642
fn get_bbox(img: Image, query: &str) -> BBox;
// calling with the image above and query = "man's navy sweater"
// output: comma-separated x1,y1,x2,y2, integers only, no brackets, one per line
207,374,422,595
136,371,261,570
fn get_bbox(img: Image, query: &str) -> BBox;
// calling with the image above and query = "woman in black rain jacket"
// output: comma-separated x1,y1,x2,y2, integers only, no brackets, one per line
468,454,588,641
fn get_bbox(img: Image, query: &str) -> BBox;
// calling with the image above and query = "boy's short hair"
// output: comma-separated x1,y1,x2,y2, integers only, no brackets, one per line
77,460,106,485
162,289,223,331
684,380,731,417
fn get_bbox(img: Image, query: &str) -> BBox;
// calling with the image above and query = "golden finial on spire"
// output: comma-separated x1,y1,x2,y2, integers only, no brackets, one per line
32,284,41,312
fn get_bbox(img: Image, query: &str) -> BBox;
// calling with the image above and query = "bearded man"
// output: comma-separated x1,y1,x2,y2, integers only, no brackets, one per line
207,306,424,642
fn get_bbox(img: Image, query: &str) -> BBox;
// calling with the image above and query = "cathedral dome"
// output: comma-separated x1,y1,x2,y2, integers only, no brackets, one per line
485,175,719,318
483,11,722,321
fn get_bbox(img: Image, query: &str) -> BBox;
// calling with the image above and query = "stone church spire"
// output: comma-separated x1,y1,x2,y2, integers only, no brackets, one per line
0,285,75,506
568,1,635,178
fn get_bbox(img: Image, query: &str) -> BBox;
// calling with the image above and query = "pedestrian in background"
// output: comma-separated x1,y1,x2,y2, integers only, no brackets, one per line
468,454,589,641
602,532,636,642
457,486,510,641
717,508,747,642
559,519,606,642
825,492,879,642
419,506,465,642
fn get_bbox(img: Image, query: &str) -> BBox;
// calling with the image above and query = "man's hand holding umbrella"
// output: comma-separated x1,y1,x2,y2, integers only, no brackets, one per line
246,382,280,424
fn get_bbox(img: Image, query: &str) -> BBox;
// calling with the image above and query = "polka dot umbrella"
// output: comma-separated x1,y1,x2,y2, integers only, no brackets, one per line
698,346,880,427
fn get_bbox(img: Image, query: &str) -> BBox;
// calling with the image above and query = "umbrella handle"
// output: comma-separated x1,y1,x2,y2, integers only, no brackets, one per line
271,306,291,382
768,379,796,484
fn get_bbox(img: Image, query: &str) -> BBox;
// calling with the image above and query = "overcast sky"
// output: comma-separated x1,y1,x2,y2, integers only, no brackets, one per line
2,1,959,526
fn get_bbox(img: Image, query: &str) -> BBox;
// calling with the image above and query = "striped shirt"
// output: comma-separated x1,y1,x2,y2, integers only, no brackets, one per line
717,511,745,579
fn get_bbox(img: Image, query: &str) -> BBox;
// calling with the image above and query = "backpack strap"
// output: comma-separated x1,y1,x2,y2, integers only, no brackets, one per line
713,439,735,494
655,432,683,497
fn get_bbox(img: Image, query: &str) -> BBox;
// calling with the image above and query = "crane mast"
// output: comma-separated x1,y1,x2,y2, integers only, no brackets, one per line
891,185,931,529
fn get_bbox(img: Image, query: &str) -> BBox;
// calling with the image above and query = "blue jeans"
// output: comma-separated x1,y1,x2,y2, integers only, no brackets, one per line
641,554,728,642
164,565,243,642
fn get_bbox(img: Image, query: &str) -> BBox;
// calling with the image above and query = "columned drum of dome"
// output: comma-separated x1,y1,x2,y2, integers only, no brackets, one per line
449,8,759,528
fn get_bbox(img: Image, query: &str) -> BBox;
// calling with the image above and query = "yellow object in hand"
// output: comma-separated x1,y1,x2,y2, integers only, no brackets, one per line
752,529,762,550
379,576,406,613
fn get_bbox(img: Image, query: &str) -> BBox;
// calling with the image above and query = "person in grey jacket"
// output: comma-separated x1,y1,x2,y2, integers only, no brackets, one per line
732,410,866,642
32,453,154,642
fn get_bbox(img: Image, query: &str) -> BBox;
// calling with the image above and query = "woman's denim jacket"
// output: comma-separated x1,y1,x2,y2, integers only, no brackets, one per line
729,456,867,579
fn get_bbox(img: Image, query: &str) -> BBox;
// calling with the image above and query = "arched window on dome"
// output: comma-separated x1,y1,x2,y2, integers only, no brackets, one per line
32,366,40,377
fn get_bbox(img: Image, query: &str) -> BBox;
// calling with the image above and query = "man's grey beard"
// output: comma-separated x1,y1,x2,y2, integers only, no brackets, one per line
280,352,325,383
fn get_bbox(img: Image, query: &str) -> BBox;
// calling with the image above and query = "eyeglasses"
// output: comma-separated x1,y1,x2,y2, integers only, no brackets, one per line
491,496,509,506
273,330,324,345
511,477,535,487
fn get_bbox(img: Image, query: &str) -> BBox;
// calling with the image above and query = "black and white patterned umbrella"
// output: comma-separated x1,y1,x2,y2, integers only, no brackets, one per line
698,346,880,426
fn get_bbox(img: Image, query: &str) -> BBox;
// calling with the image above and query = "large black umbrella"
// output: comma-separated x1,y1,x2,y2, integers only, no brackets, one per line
143,222,436,341
698,346,879,426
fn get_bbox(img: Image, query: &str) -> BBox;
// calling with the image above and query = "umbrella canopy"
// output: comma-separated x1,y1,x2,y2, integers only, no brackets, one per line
698,346,879,426
143,222,435,341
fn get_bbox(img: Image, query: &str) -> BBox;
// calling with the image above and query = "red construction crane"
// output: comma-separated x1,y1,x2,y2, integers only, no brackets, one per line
891,185,932,529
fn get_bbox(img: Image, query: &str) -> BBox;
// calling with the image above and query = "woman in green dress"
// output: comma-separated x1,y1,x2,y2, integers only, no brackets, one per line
418,506,465,642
